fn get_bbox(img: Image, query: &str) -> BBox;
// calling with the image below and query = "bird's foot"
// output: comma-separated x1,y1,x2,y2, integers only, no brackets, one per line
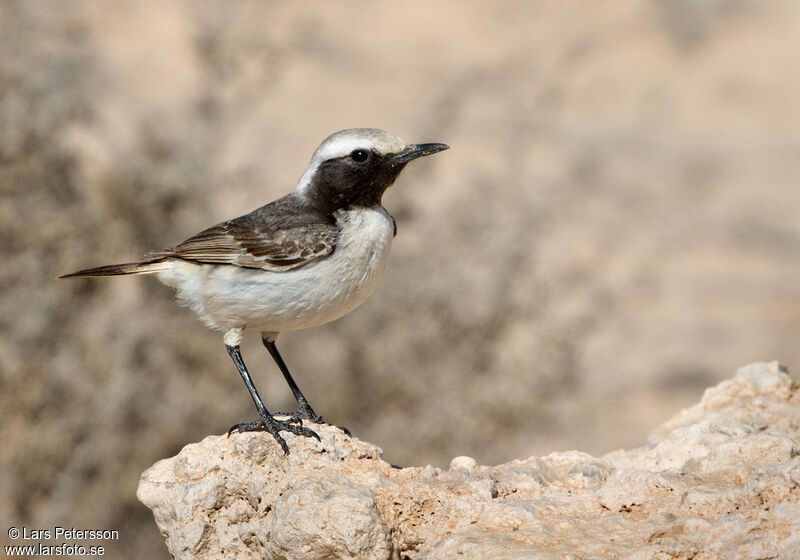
275,401,321,424
275,402,351,437
227,412,320,455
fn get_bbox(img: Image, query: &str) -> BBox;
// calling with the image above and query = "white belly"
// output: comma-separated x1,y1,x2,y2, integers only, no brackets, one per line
157,207,395,334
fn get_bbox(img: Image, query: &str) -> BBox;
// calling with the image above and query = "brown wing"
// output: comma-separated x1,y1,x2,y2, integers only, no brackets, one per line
153,194,339,271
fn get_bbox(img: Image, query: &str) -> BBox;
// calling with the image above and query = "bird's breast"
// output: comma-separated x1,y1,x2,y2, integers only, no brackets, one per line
156,206,395,333
327,205,395,296
251,205,396,330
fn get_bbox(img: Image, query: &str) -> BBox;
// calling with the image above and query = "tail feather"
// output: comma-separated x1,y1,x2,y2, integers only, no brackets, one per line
59,258,169,279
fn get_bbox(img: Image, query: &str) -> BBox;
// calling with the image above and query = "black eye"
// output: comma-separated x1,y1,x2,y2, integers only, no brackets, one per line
350,149,370,163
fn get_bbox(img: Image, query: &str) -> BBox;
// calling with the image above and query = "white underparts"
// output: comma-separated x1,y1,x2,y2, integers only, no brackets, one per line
156,206,395,337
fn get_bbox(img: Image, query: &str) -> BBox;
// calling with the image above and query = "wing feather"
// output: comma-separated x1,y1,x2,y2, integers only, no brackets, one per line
152,195,338,271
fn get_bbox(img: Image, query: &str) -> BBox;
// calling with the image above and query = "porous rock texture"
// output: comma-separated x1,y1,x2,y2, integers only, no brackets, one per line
138,362,800,559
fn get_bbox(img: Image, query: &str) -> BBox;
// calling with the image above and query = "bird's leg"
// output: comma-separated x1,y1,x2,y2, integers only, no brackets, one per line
225,344,319,454
262,335,321,422
262,335,351,436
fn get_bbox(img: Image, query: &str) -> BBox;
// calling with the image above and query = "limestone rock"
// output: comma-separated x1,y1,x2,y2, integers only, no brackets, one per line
138,362,800,559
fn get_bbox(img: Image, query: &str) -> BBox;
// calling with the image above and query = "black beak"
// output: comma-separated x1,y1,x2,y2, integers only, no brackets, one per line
393,142,449,165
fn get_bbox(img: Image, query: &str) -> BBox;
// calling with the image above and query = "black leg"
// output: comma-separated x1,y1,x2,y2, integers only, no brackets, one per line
262,336,321,422
228,344,270,417
261,336,351,436
225,344,319,454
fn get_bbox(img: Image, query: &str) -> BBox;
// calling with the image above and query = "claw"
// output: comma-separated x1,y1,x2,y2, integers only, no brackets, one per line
226,414,318,454
274,433,290,455
291,424,321,442
276,405,351,436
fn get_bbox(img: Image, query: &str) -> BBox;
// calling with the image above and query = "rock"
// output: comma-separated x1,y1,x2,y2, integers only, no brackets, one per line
138,362,800,559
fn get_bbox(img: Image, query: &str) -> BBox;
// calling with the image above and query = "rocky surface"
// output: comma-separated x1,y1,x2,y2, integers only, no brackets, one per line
139,362,800,559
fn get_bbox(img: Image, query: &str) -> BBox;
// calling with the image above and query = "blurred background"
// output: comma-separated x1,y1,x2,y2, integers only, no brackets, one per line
3,0,800,555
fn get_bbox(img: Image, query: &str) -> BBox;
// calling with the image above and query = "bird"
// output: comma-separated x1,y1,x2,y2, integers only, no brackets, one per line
60,128,449,454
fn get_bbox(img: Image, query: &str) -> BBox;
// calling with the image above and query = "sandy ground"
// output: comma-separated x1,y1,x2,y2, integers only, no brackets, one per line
3,0,800,555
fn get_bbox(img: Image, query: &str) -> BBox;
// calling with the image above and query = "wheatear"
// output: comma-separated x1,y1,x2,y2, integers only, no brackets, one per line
61,128,448,453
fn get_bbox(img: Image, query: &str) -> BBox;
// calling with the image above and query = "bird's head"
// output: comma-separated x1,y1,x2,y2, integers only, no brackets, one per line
296,128,448,211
